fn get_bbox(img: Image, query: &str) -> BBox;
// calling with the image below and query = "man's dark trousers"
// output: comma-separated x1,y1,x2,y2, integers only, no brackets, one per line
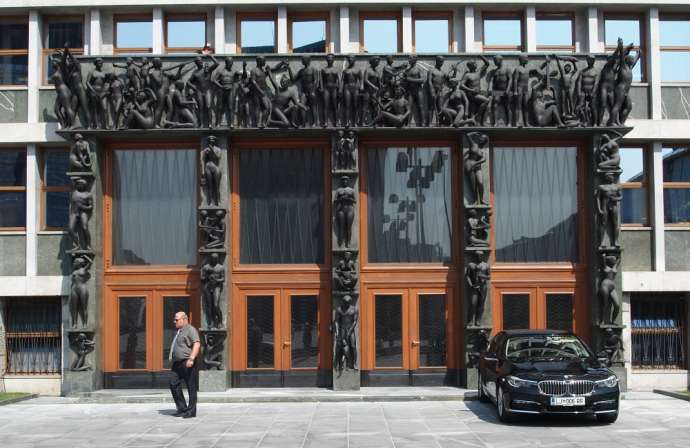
170,359,198,415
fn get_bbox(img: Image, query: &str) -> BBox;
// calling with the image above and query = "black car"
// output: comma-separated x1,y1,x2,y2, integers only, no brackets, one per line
478,330,620,423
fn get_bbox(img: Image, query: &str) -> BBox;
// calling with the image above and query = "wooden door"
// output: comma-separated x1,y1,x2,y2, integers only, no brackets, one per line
494,286,577,332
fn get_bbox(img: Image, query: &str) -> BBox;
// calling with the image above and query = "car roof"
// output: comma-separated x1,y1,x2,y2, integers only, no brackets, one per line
499,329,574,337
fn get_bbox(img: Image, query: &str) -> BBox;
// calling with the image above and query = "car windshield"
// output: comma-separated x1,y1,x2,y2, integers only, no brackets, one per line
505,335,591,362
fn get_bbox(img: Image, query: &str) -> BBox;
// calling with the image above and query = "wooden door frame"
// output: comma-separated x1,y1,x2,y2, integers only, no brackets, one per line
410,287,455,370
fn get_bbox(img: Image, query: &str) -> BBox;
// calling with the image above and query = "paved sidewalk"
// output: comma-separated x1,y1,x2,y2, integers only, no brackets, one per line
1,393,689,447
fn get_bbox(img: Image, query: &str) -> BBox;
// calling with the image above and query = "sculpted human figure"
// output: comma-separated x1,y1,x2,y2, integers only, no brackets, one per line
597,172,622,248
162,80,198,128
70,134,92,172
511,54,533,127
402,55,427,127
553,55,580,119
188,55,219,128
487,55,513,126
441,82,474,127
333,294,358,373
105,72,125,129
148,58,191,127
601,328,623,363
466,329,490,368
335,251,358,291
212,57,239,127
122,89,156,129
201,253,224,329
199,209,226,250
576,55,600,126
249,56,285,128
289,55,321,127
466,209,491,247
268,75,307,128
372,86,410,128
69,178,93,251
203,333,224,370
610,38,641,126
50,53,75,129
464,132,488,205
529,87,566,127
342,55,362,127
466,251,490,327
460,56,490,125
599,254,621,325
86,57,109,129
334,176,356,248
335,130,356,170
201,136,222,206
113,57,144,92
70,332,95,371
597,132,623,171
321,53,341,127
427,56,451,126
382,55,406,97
597,45,620,126
361,56,382,126
237,61,252,127
70,254,92,328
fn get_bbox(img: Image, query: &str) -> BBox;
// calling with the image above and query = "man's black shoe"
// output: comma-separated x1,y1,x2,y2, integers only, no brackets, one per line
182,411,196,419
173,409,187,417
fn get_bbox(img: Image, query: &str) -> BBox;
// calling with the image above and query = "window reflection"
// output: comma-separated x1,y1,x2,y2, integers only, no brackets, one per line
292,20,327,53
363,19,399,53
241,20,276,53
414,19,449,53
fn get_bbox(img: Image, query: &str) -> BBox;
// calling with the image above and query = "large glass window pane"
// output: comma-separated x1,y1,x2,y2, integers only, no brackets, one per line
622,188,648,225
247,295,274,368
119,297,146,369
375,294,402,367
292,20,327,53
664,189,690,224
363,19,399,53
112,149,197,265
605,19,641,47
44,151,69,186
116,20,153,49
494,147,579,263
502,294,530,330
368,147,452,263
419,294,446,367
663,147,690,182
162,296,190,369
0,55,28,85
414,19,449,53
45,191,69,228
621,147,645,183
240,148,324,264
0,22,28,49
661,52,690,83
0,150,26,186
167,18,206,49
621,147,647,225
660,20,690,47
47,21,83,48
546,294,573,331
290,295,318,368
483,19,522,48
241,20,276,53
0,192,26,227
536,19,573,48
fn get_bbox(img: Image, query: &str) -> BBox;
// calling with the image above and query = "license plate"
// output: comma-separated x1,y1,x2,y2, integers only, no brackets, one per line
550,397,586,406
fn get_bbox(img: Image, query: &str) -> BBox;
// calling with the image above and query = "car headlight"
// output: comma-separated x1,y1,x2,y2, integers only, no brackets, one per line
595,375,619,389
506,376,538,388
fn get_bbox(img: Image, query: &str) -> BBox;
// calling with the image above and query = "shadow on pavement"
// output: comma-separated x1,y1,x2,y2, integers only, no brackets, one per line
465,400,615,427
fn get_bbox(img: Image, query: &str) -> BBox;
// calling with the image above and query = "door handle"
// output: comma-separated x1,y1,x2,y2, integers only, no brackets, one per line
283,341,292,347
411,340,420,347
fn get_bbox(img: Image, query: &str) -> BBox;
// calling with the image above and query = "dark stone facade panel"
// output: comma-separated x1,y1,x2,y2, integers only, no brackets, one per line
665,230,690,271
0,235,26,276
661,86,690,120
37,233,71,276
0,89,28,123
620,230,652,272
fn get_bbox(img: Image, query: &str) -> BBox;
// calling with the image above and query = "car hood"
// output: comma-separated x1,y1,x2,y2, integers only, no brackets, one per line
510,358,613,380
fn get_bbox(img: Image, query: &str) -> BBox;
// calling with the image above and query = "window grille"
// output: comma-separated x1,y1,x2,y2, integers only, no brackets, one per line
632,296,687,370
5,298,62,374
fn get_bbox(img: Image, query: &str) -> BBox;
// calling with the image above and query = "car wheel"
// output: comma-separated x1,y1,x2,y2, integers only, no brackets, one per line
596,411,618,424
496,384,515,423
478,374,489,403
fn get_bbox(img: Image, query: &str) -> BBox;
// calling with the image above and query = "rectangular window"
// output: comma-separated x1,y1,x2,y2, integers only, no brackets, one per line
662,146,690,224
360,12,402,53
418,294,447,367
239,148,324,264
112,148,197,265
536,13,574,52
604,14,645,82
502,294,530,330
289,13,328,53
375,294,403,367
5,297,62,374
247,295,274,368
546,293,573,331
632,294,687,369
621,146,648,226
483,14,523,51
367,146,452,264
165,14,207,53
0,148,26,228
494,146,579,263
119,296,147,369
114,15,153,53
43,16,84,85
660,16,690,83
238,14,276,54
41,149,70,230
0,17,29,85
413,12,451,53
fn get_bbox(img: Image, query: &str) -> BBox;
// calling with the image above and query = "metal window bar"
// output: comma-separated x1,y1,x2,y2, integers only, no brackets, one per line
5,298,61,374
632,298,687,369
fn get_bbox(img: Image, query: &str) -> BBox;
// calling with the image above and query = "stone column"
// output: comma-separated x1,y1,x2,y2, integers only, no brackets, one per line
62,134,101,395
198,133,230,391
590,132,627,391
331,130,360,391
461,132,492,389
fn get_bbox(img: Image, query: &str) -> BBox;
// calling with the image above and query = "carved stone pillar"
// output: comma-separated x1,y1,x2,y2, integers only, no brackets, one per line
62,134,102,394
461,132,492,389
198,133,230,391
331,130,360,391
590,132,627,390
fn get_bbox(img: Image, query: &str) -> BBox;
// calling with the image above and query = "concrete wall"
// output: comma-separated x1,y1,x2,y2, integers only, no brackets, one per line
2,376,61,395
621,230,653,271
37,233,71,276
0,90,28,123
630,371,689,391
666,231,690,272
0,235,26,276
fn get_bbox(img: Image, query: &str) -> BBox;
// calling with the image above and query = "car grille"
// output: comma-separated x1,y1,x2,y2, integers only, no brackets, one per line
538,380,595,396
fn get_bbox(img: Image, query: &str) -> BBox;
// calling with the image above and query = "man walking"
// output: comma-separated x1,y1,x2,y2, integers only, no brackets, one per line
169,311,200,418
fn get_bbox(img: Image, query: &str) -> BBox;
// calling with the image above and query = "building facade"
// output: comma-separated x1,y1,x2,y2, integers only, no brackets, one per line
0,0,688,395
